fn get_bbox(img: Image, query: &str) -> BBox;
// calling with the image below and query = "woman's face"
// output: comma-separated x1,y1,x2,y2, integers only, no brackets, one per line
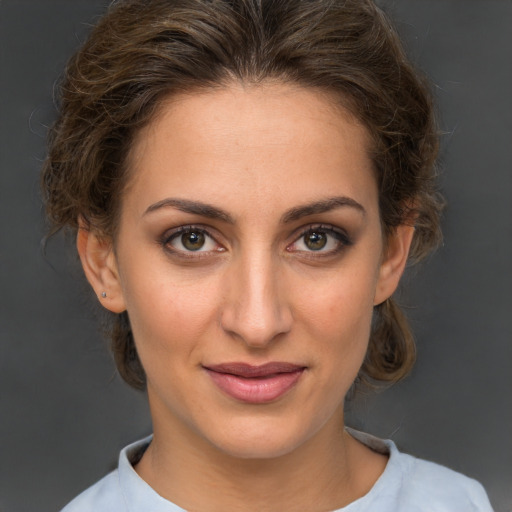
81,83,411,459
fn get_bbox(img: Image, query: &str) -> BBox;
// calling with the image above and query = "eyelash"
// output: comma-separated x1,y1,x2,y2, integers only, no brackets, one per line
286,224,353,257
160,223,352,259
160,225,225,259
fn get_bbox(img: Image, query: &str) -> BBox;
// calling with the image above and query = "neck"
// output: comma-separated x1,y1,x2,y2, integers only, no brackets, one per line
135,410,387,512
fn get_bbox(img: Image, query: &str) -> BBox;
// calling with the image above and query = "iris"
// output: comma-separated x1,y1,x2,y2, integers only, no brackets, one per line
304,231,327,251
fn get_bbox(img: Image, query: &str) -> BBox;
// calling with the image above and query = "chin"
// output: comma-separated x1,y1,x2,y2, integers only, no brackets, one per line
200,412,330,461
210,433,305,460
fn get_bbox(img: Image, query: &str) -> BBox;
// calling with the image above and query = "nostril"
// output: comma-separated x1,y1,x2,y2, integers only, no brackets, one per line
219,257,292,346
220,300,292,348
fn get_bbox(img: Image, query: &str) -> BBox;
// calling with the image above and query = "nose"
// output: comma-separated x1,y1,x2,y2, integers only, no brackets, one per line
220,251,293,348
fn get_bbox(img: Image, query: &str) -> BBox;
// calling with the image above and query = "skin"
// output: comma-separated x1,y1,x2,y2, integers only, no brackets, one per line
78,83,414,511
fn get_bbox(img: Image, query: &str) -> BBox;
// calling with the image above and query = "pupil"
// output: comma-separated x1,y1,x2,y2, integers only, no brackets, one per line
182,231,205,251
305,232,327,250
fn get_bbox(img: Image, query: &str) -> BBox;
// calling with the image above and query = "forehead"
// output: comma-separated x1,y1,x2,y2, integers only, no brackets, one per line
125,83,377,219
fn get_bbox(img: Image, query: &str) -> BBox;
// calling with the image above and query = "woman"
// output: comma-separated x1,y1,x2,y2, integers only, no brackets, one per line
42,0,493,510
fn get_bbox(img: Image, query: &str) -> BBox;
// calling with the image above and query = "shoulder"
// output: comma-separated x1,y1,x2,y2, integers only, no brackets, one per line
397,452,494,511
346,429,494,512
60,470,125,512
60,436,154,512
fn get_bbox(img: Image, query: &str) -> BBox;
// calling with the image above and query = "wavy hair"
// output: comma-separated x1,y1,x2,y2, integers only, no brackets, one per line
42,0,443,389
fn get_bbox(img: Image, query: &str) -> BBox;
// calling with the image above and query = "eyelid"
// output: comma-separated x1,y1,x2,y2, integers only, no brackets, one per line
160,224,226,257
286,223,352,254
159,223,351,259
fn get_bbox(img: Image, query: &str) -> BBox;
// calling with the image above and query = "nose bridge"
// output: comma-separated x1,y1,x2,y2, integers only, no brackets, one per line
221,245,291,347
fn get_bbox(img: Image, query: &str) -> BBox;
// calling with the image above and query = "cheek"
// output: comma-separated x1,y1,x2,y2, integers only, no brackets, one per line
119,263,222,362
294,267,378,342
282,268,378,427
289,264,379,396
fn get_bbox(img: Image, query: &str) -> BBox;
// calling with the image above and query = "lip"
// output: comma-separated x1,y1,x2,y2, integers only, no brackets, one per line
203,362,306,404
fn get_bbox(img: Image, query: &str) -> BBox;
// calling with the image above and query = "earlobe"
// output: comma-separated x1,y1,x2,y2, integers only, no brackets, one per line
374,224,415,306
76,221,127,314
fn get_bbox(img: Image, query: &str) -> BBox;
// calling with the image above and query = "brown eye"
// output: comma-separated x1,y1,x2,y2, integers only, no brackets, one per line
287,225,352,256
304,231,327,251
166,228,220,254
181,231,205,251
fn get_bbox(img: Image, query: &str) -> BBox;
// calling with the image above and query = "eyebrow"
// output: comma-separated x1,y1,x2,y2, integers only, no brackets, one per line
144,195,365,224
144,198,235,223
281,196,366,223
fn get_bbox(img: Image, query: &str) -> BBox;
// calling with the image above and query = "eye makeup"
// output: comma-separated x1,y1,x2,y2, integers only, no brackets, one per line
286,223,353,259
159,224,226,260
158,220,354,265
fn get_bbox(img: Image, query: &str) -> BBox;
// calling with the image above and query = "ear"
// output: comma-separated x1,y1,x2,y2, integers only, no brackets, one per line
374,224,415,306
76,221,126,313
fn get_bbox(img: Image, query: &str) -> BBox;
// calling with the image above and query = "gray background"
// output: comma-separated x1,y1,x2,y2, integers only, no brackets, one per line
1,0,511,511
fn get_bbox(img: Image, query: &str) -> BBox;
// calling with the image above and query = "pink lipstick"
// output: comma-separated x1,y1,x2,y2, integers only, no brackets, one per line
203,362,305,403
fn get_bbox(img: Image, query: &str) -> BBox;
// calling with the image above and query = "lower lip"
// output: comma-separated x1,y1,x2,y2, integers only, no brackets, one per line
205,368,304,404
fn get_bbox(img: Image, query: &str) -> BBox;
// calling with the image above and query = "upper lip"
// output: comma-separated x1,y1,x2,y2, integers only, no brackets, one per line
203,362,306,378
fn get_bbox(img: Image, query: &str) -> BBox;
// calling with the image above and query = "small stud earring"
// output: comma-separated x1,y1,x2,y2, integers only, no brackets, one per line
101,292,107,298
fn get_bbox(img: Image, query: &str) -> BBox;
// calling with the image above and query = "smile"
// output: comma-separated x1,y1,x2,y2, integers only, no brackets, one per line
203,362,306,404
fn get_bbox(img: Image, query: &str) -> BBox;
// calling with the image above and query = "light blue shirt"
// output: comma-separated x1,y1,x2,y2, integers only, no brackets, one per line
61,429,494,511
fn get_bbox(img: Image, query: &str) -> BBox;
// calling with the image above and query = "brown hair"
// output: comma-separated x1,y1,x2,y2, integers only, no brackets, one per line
42,0,443,390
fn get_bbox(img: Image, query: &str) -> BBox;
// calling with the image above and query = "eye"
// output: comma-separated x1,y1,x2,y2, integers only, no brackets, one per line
164,226,223,254
287,225,351,255
303,231,330,251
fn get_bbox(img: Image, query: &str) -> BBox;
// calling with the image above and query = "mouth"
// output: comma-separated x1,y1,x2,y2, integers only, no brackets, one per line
203,362,306,404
